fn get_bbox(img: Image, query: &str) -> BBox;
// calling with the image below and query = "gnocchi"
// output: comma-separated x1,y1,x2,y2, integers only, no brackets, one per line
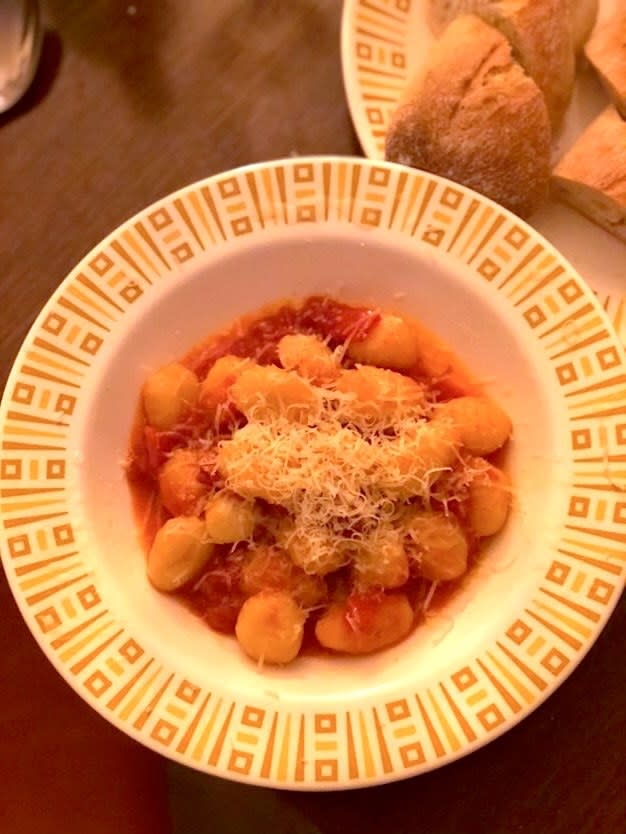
315,594,414,654
148,516,214,591
405,510,468,581
347,314,421,370
158,448,209,516
230,365,319,423
335,366,428,427
235,591,305,664
467,462,511,537
433,396,512,455
204,490,257,543
127,296,513,667
198,354,251,416
278,522,348,576
278,334,339,384
378,421,461,498
142,362,199,430
407,318,477,397
353,526,409,589
240,546,326,608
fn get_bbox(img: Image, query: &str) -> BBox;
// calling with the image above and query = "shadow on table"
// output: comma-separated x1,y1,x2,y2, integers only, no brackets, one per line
40,0,360,160
195,0,361,164
166,745,498,834
0,30,62,127
44,0,173,118
165,729,551,834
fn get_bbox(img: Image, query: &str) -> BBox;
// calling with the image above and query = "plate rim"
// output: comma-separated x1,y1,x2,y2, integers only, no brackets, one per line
340,0,398,161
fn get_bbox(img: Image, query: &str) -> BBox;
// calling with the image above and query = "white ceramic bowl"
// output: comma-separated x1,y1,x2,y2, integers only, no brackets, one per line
1,157,624,789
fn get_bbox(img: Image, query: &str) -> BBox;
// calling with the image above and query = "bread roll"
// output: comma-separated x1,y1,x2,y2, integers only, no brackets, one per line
585,12,626,118
569,0,598,53
385,15,551,219
426,0,575,128
552,107,626,243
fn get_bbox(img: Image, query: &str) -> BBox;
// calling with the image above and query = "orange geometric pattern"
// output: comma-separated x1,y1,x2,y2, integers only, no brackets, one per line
345,0,412,155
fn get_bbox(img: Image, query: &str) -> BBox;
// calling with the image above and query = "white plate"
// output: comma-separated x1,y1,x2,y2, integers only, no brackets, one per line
1,157,625,789
341,0,626,346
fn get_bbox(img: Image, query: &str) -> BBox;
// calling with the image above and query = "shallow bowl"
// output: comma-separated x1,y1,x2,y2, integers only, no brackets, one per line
1,157,624,789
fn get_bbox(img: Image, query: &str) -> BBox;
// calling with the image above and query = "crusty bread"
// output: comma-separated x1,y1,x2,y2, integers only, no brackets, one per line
585,12,626,118
426,0,575,128
385,15,551,218
553,107,626,243
569,0,598,53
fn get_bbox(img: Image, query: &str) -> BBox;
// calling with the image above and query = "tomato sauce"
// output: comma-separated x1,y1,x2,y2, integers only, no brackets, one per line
182,296,381,379
184,546,248,633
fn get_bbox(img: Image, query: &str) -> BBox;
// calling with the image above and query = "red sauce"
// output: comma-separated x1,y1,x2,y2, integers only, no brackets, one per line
345,590,385,634
183,296,381,379
185,546,247,633
128,471,169,551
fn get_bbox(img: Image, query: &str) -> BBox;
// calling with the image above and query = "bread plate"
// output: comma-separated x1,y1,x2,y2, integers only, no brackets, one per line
341,0,626,348
1,157,625,789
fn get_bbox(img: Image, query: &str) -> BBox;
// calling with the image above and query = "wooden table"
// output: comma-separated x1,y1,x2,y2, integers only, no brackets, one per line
1,2,624,832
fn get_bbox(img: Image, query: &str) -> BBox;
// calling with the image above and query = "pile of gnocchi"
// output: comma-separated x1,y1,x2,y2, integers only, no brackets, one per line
127,297,512,666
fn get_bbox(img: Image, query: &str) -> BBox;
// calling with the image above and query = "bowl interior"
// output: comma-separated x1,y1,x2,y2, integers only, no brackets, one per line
76,224,569,705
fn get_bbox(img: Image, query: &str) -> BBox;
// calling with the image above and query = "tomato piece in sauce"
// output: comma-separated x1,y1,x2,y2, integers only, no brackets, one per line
187,549,246,635
344,590,386,634
297,296,381,346
143,426,189,472
185,305,301,377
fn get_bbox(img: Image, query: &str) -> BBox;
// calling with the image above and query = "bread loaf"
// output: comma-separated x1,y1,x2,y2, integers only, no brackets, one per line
385,15,551,218
569,0,598,53
552,107,626,243
585,12,626,118
426,0,575,128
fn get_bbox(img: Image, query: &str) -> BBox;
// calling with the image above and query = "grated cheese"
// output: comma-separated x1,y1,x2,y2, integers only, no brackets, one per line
216,372,460,574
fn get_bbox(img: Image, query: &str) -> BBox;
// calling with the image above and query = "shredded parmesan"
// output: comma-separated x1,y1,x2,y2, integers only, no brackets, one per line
216,372,460,574
422,581,439,613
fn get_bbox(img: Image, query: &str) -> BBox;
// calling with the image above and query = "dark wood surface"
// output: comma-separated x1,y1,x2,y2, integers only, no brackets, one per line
1,2,624,833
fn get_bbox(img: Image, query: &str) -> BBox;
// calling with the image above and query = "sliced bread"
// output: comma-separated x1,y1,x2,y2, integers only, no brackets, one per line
585,12,626,118
569,0,598,53
552,106,626,243
385,15,551,218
